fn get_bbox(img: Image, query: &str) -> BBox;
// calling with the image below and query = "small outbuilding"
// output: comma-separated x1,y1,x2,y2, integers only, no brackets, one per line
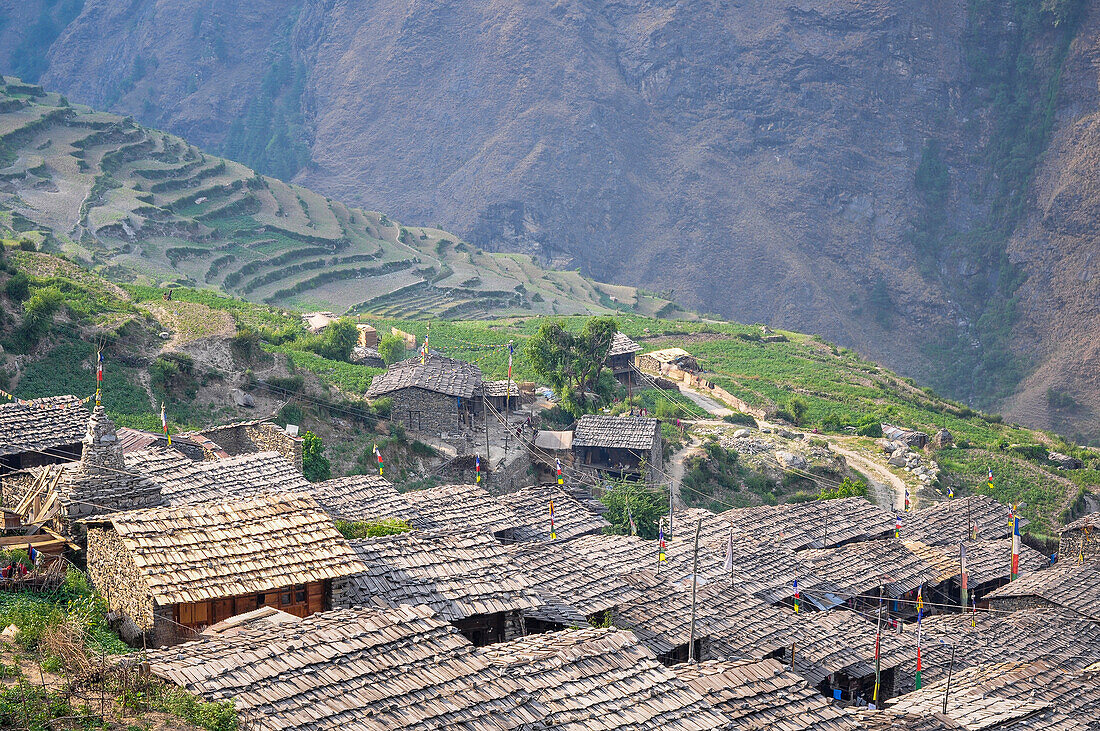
607,332,641,384
0,396,89,474
637,347,700,376
1059,513,1100,564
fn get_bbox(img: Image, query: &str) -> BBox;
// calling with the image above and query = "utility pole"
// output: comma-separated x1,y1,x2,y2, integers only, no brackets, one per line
482,389,490,485
959,541,968,612
668,482,674,539
873,575,884,706
688,519,702,663
942,645,956,714
505,340,514,458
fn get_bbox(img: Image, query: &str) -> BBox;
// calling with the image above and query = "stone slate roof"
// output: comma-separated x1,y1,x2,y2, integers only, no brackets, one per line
918,609,1100,681
722,497,896,550
125,449,310,505
144,605,543,731
614,573,795,659
886,660,1100,731
905,495,1027,546
791,610,916,686
573,414,659,451
482,379,520,397
608,332,641,357
497,484,609,541
87,494,367,606
0,395,88,457
482,628,732,731
925,538,1048,588
338,530,543,621
400,483,521,535
798,539,951,599
365,355,482,398
984,560,1100,620
674,659,857,731
308,475,427,525
1062,513,1100,532
507,540,646,616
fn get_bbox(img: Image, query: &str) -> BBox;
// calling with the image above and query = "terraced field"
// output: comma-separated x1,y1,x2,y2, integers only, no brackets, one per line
0,78,684,320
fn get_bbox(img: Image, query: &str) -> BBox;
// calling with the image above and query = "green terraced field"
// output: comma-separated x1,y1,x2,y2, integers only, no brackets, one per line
0,77,684,321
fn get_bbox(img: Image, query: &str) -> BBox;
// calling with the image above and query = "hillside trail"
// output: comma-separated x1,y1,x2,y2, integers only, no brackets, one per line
668,436,704,509
676,383,734,417
825,440,907,512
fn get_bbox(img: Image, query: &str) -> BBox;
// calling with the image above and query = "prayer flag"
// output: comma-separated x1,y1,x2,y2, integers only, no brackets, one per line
374,444,384,476
556,458,563,486
960,541,969,610
658,524,666,562
160,402,171,446
549,499,556,540
723,532,734,573
915,585,924,689
1010,515,1020,580
476,455,481,483
95,351,103,405
904,488,910,512
507,341,514,381
627,503,637,536
948,485,954,499
793,579,800,613
988,467,994,487
895,514,901,539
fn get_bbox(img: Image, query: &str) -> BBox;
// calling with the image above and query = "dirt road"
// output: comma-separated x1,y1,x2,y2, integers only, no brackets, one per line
828,441,907,512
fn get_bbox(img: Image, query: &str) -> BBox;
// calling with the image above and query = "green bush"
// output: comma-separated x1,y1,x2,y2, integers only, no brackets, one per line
301,430,331,482
335,518,411,539
817,477,868,500
378,334,406,365
4,271,30,301
722,412,757,426
278,403,304,426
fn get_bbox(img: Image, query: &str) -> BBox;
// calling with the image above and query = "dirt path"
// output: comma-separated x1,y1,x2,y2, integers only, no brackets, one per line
667,437,704,509
676,383,734,417
828,440,908,512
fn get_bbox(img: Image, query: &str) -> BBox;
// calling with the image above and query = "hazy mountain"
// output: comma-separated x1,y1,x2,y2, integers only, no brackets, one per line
3,0,1098,440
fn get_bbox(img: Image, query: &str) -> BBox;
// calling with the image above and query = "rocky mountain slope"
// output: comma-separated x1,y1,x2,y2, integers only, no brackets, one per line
2,0,1098,440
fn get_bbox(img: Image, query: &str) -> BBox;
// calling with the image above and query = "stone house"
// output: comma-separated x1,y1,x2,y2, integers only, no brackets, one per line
572,414,663,485
0,396,89,475
333,530,543,646
399,483,523,542
607,332,641,385
985,560,1100,621
365,355,482,437
1059,514,1100,563
355,323,378,348
497,484,609,542
123,449,310,505
482,379,521,414
84,494,367,646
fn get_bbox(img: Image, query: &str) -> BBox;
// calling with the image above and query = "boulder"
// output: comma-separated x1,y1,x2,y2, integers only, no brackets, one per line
932,429,953,448
1048,452,1082,469
1,624,18,639
888,454,908,467
232,389,255,408
734,429,750,439
775,451,809,470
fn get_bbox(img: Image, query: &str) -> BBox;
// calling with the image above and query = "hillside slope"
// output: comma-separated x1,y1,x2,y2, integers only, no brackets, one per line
7,0,1097,439
0,79,679,320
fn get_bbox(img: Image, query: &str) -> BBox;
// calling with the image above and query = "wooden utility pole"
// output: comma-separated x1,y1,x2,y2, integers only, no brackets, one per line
873,576,884,706
688,519,702,663
483,389,490,481
942,645,957,714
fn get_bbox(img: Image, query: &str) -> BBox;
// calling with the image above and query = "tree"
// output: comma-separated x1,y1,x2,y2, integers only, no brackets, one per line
787,396,809,426
599,480,666,540
524,316,619,415
309,318,357,361
817,477,867,500
301,430,331,482
378,334,406,365
21,286,63,336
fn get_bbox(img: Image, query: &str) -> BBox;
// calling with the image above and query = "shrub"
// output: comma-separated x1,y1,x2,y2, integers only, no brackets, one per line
370,396,393,418
334,518,411,539
722,412,757,426
21,286,64,334
278,403,303,426
856,422,883,438
301,430,331,482
818,477,868,500
4,271,30,302
378,334,406,365
305,319,358,362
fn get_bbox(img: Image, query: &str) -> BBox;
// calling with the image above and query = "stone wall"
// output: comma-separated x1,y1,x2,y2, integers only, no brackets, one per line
987,595,1056,614
503,609,526,641
87,527,155,630
389,388,463,437
197,422,304,471
1059,528,1099,563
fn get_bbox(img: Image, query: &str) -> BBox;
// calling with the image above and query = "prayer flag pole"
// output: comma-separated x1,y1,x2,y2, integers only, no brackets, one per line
688,519,701,663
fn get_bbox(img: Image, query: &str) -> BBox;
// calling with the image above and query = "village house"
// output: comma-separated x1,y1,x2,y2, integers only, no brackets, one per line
0,396,89,474
365,355,482,437
497,484,610,542
143,604,544,730
123,448,310,505
333,530,543,645
115,427,203,459
1059,513,1100,563
984,560,1100,621
922,538,1047,607
572,414,663,485
723,498,896,551
637,347,700,376
301,311,338,332
881,424,929,449
796,539,952,610
607,332,641,385
83,493,367,646
532,429,575,487
481,379,521,414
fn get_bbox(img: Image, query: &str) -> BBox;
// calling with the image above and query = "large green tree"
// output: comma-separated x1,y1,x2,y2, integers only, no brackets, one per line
524,317,619,415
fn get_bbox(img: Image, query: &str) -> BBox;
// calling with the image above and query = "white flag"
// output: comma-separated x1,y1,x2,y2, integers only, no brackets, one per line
723,532,734,572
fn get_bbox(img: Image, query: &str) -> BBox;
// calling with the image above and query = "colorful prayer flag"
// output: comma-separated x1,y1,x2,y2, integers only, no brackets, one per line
793,579,800,613
960,541,969,610
658,525,666,562
549,499,556,540
95,351,103,405
160,402,171,446
988,467,994,487
904,488,910,512
895,514,901,539
507,341,514,381
1010,515,1020,580
556,458,563,486
374,444,384,476
627,502,637,536
948,485,954,499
